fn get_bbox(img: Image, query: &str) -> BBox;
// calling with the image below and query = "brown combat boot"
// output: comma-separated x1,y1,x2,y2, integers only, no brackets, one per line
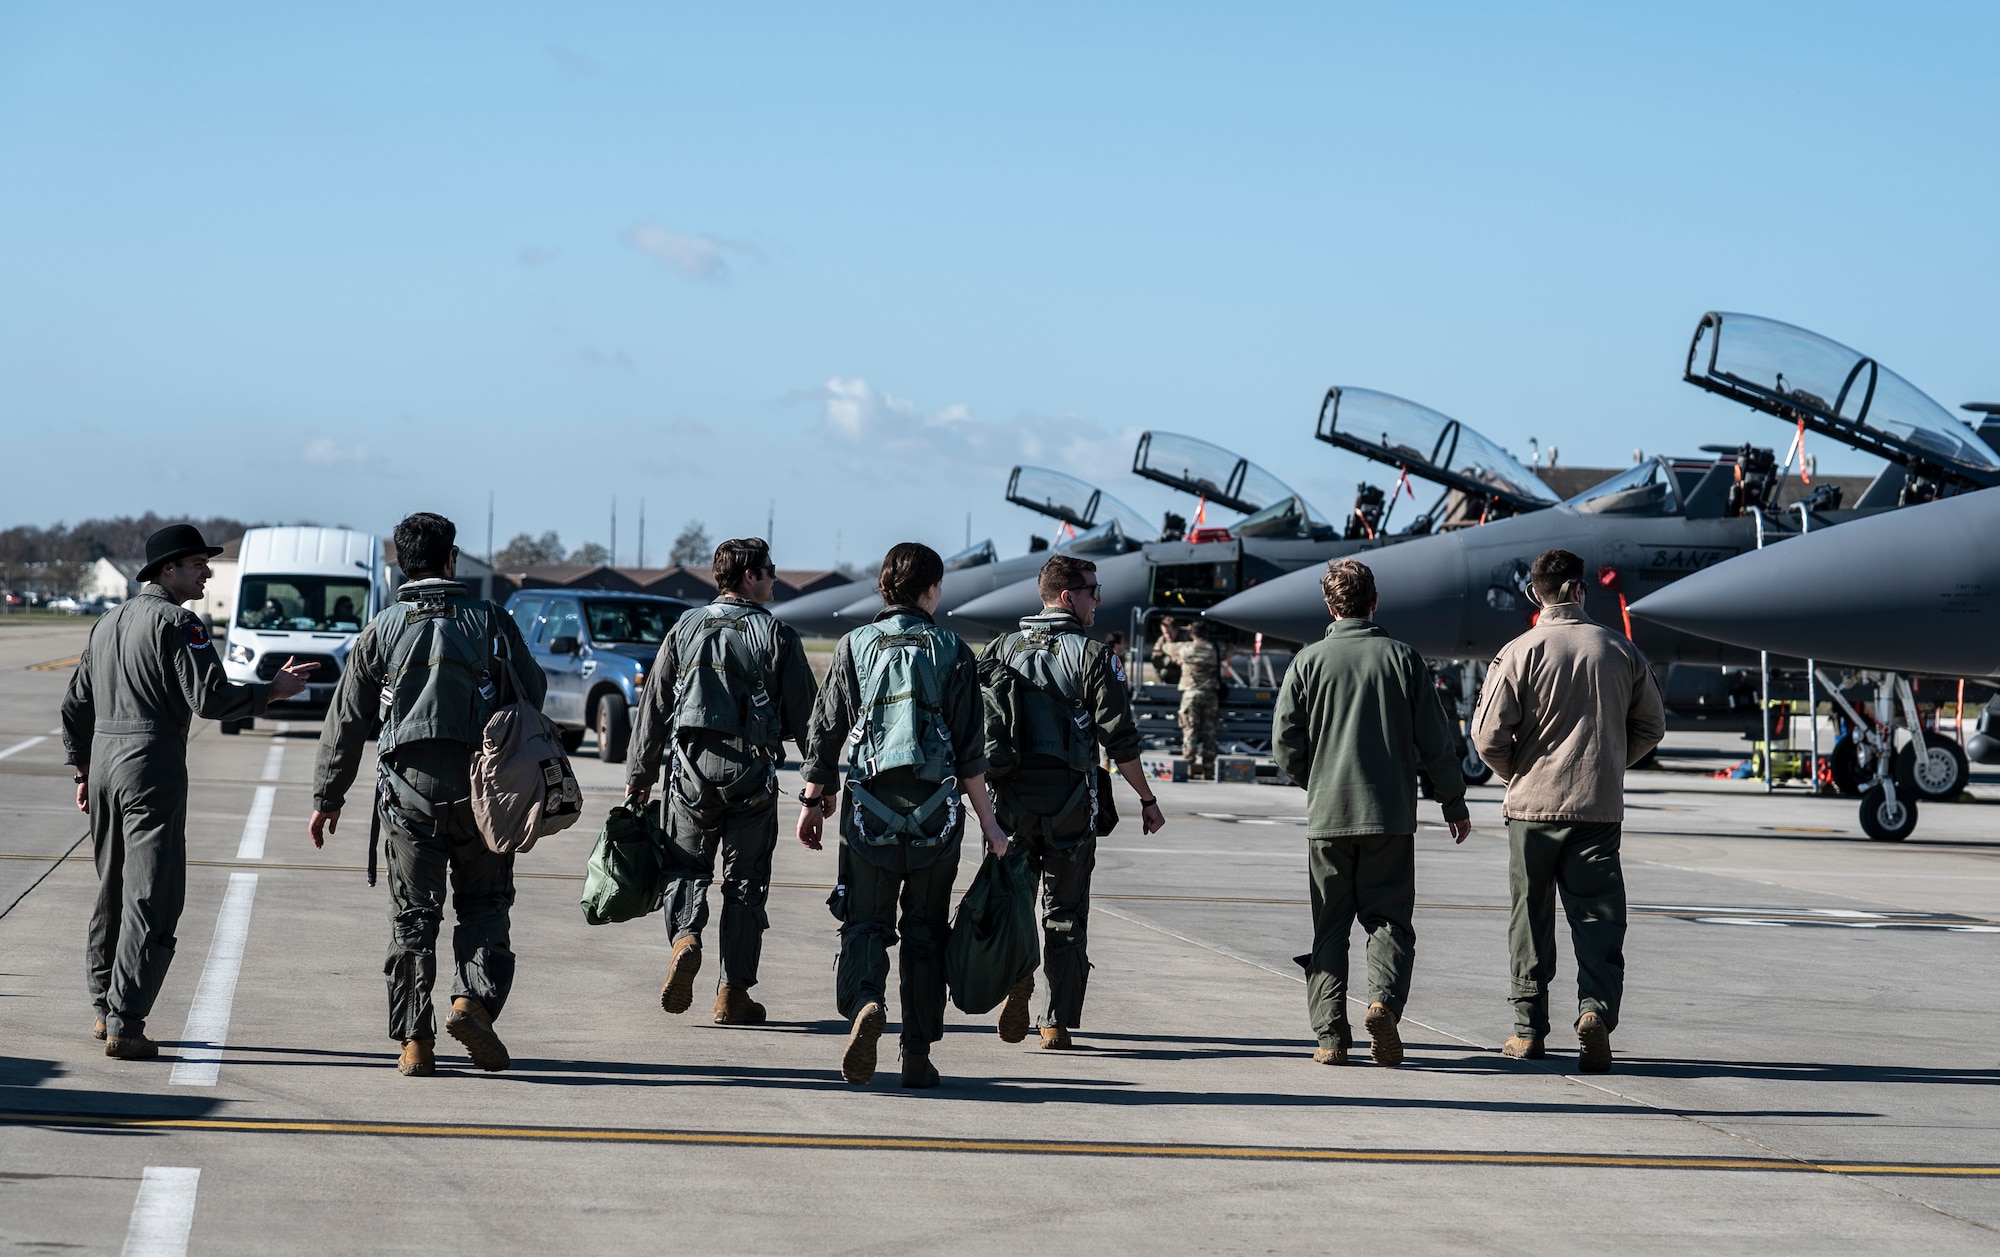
712,983,767,1025
104,1034,159,1060
92,1017,107,1042
660,935,702,1015
1501,1035,1546,1060
1576,1011,1612,1074
841,1002,886,1085
397,1037,436,1076
444,996,510,1072
1039,1026,1073,1051
1364,1002,1404,1067
996,975,1034,1043
1312,1043,1348,1066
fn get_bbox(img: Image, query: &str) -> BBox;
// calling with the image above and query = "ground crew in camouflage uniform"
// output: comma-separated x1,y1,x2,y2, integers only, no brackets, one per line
981,555,1165,1050
627,537,816,1025
310,513,546,1077
1271,559,1470,1068
1155,618,1224,777
797,542,1010,1090
61,524,314,1059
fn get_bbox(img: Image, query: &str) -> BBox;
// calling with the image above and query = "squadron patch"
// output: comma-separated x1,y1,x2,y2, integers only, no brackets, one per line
1110,652,1126,683
184,623,211,648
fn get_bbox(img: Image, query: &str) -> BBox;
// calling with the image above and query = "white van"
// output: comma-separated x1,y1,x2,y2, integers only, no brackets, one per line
218,526,388,732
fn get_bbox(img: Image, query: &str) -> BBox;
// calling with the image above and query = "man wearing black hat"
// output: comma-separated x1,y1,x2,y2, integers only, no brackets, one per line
60,524,316,1059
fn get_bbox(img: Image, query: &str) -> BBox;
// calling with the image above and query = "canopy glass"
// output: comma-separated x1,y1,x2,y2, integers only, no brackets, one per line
1564,457,1680,516
1005,466,1153,537
1687,312,2000,474
943,539,997,570
1317,387,1559,507
1131,430,1327,524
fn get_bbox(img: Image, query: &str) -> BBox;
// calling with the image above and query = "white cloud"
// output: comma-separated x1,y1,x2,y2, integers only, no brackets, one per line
624,223,762,282
298,437,391,476
796,377,1136,481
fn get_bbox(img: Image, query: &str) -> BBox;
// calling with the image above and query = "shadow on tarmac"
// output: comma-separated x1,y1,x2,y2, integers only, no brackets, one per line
1609,1057,2000,1086
0,1054,226,1125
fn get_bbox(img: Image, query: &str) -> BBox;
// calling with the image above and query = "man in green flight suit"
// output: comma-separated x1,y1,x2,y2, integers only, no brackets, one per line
62,524,316,1059
982,554,1166,1050
310,512,546,1077
1154,617,1224,778
627,537,818,1025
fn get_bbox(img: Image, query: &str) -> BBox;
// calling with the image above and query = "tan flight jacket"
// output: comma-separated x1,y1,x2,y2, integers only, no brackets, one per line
1471,602,1666,823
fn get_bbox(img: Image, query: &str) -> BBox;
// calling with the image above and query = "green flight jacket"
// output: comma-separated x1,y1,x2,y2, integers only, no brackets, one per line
1271,619,1468,837
981,609,1144,768
312,579,546,814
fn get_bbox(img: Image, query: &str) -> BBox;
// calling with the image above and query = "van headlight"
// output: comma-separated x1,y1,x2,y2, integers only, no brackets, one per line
227,643,255,666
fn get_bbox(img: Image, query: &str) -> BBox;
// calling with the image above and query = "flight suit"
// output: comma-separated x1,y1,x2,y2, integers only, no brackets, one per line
801,605,988,1055
61,584,269,1040
1157,635,1223,771
981,610,1143,1029
626,596,817,990
314,579,545,1043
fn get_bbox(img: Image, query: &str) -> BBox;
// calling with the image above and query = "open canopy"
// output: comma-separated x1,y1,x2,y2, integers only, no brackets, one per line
1685,312,2000,488
1315,387,1560,513
1130,431,1328,529
1005,466,1154,538
942,539,997,570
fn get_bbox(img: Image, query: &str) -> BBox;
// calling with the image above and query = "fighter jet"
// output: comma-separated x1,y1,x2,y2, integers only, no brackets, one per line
950,392,1560,643
1209,313,1999,660
769,466,1148,639
1629,486,2000,841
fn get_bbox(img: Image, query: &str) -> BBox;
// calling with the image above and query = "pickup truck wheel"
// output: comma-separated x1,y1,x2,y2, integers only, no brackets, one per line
559,728,585,754
596,692,630,763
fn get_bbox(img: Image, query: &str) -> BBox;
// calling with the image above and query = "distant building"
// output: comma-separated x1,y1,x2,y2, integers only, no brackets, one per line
77,558,146,603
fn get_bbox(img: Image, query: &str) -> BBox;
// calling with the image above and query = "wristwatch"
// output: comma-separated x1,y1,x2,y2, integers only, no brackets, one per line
1138,795,1159,808
73,773,87,784
797,786,831,806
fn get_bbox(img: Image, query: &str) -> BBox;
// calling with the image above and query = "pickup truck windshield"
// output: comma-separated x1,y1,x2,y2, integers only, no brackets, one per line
583,599,684,645
238,576,371,632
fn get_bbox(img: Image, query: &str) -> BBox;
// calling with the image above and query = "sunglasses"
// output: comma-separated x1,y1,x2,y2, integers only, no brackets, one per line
1069,583,1103,600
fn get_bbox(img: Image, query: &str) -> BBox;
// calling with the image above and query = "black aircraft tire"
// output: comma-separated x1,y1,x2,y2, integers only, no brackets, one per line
1460,747,1493,786
1894,737,1968,802
1828,739,1864,798
559,728,586,755
597,692,630,764
1858,785,1917,843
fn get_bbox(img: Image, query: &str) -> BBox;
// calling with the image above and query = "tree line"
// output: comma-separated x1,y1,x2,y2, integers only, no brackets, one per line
0,513,259,594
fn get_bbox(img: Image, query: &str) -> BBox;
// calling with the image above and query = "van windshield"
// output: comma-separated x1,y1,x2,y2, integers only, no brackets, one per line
583,599,685,645
238,576,372,632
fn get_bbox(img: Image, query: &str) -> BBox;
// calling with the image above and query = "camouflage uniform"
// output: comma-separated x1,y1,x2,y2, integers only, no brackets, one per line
1157,636,1223,771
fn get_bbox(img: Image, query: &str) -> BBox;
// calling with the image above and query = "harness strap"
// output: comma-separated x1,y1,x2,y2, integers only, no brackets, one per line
847,777,959,845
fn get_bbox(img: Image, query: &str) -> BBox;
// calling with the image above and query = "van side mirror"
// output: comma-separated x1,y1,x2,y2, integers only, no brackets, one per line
548,635,579,656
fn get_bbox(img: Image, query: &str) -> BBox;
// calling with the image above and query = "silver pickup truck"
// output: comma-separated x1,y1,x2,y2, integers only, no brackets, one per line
503,589,696,762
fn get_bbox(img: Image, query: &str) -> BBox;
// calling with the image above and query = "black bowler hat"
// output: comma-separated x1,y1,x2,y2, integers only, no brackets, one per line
139,524,225,581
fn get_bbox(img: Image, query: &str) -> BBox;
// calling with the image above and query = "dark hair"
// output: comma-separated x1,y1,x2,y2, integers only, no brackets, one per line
1530,549,1586,604
395,512,457,578
713,537,772,595
1320,558,1376,619
1105,631,1126,651
1037,553,1098,605
877,542,944,607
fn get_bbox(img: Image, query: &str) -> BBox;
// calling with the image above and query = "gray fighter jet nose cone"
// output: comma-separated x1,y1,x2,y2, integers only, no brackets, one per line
950,576,1045,633
1204,564,1331,644
1362,534,1473,657
1627,489,2000,677
770,580,869,637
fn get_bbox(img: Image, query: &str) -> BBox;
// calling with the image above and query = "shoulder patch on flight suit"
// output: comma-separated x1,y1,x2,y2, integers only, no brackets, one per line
1110,652,1126,683
184,622,210,648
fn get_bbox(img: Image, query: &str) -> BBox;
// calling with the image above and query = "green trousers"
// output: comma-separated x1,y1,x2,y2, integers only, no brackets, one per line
836,836,963,1054
1507,819,1626,1040
660,740,779,989
1303,834,1415,1049
86,735,189,1040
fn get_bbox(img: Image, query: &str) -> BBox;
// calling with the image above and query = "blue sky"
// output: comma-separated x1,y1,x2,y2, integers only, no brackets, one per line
3,3,1995,568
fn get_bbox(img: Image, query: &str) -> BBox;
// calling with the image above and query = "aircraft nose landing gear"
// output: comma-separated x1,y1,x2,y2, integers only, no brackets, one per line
1859,783,1918,842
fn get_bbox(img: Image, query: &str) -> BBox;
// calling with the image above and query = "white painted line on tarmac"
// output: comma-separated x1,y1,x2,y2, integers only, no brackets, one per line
235,787,276,860
169,873,258,1087
120,1166,200,1257
259,722,290,780
0,735,46,761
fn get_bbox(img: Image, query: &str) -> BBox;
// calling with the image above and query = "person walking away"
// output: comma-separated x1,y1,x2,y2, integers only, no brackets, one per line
1271,559,1470,1067
61,524,315,1059
1471,549,1663,1074
627,537,817,1025
796,543,1011,1089
309,513,546,1077
1155,618,1224,778
981,555,1165,1050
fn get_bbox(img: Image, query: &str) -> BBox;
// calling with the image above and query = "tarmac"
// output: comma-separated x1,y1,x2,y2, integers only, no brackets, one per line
2,620,1996,1254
